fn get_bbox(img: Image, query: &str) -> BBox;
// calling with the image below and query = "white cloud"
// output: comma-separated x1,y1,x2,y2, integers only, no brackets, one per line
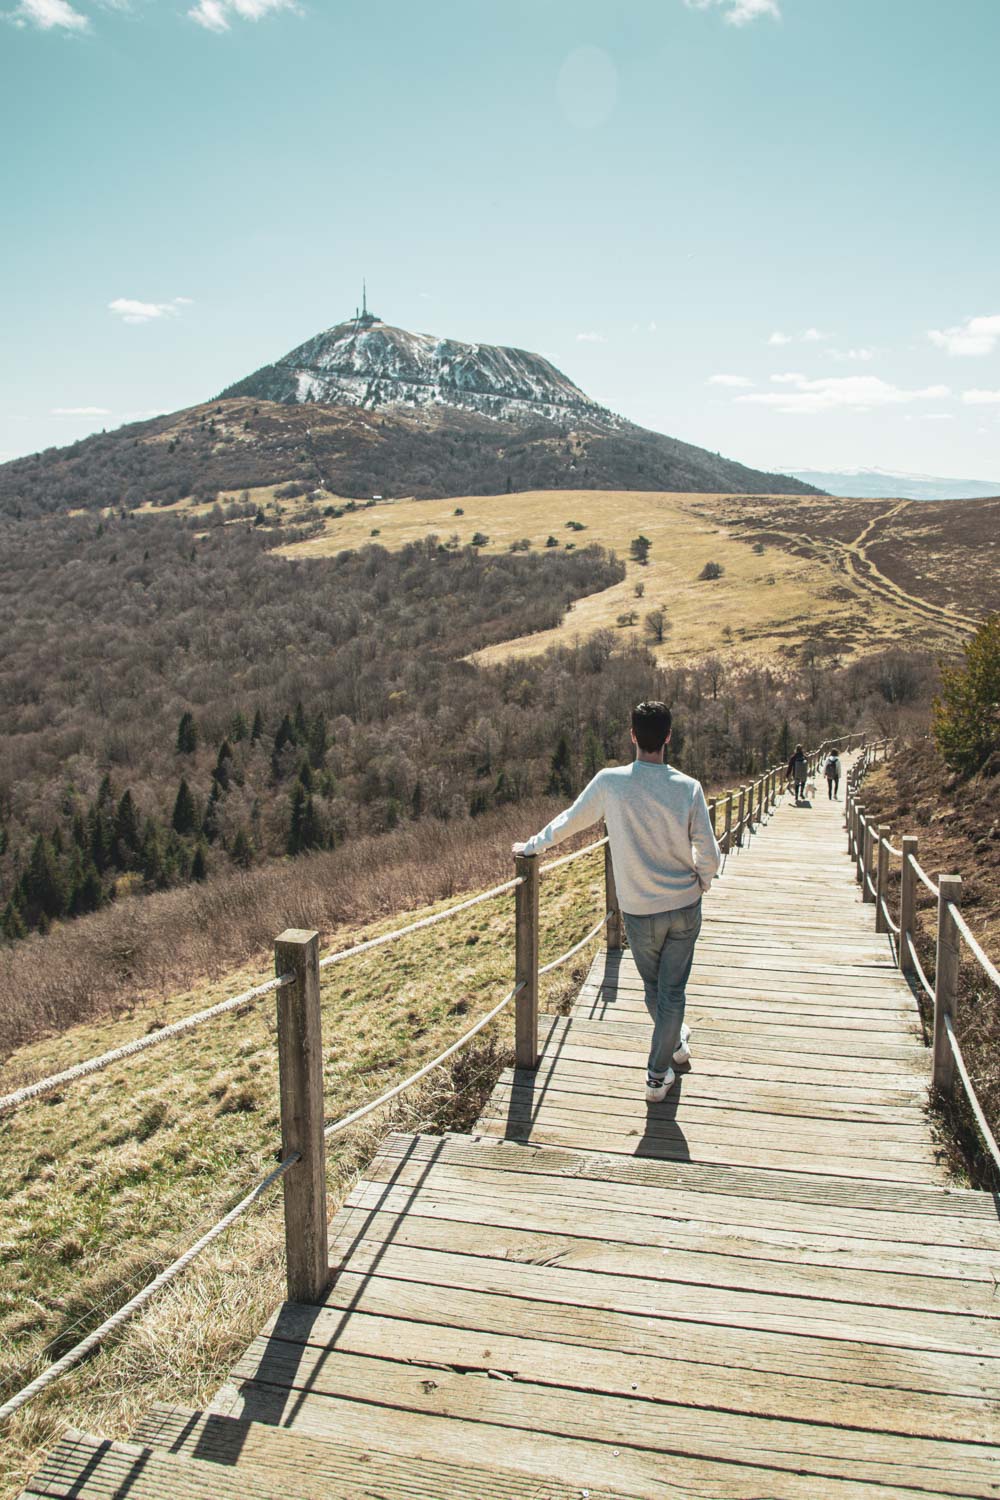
9,0,88,28
648,320,657,333
188,0,296,31
737,373,951,415
928,313,1000,357
922,413,954,421
108,296,191,325
51,405,112,416
769,328,831,347
829,346,876,362
684,0,780,24
963,389,1000,405
576,331,606,343
708,373,754,387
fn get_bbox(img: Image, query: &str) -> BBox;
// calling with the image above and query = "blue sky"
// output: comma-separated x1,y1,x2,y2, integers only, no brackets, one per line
3,0,999,479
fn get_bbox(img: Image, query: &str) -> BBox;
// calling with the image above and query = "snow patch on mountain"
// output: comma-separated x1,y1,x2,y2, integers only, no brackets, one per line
221,317,623,427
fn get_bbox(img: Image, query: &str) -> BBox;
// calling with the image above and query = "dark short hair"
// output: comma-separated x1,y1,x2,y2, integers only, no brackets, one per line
632,701,672,752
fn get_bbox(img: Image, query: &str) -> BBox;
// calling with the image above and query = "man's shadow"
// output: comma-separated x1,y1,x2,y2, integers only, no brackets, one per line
634,1067,691,1161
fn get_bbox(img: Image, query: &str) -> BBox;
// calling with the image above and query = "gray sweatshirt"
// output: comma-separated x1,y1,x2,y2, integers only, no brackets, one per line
522,761,722,915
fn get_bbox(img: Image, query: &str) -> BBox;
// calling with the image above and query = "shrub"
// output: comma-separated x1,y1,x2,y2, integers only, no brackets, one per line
699,561,724,580
933,613,1000,777
630,535,651,565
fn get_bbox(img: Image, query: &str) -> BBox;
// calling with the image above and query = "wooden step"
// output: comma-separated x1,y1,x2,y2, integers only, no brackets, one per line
19,1430,292,1500
133,1403,647,1500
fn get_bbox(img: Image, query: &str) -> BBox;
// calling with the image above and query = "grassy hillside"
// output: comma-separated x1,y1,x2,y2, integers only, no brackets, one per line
0,843,605,1499
277,487,980,667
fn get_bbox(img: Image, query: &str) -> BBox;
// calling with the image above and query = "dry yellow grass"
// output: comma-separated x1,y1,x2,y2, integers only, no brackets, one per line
274,488,910,667
0,848,603,1499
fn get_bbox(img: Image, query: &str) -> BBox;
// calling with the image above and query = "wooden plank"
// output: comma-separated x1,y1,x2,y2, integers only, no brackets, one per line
227,1338,1000,1497
261,1301,1000,1444
329,1238,1000,1357
22,1432,287,1500
376,1133,1000,1221
343,1171,1000,1279
131,1405,646,1500
219,1375,954,1500
330,1197,1000,1316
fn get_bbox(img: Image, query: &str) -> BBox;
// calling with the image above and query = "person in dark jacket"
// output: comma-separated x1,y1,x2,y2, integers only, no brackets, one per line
786,745,808,803
824,750,842,799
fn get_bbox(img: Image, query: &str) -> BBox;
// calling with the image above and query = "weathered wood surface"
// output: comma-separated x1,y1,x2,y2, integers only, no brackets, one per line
200,779,1000,1498
25,770,1000,1499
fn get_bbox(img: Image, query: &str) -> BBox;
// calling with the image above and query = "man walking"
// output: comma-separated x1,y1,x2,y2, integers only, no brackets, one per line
786,744,808,803
513,702,721,1103
824,748,842,800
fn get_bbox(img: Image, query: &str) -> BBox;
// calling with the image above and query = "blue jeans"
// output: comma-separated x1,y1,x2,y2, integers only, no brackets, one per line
623,899,702,1081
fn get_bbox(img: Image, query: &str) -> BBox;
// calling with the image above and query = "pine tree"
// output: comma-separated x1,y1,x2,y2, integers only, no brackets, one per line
202,783,221,843
299,794,324,850
191,843,208,881
411,781,423,819
546,736,573,797
287,783,306,854
229,711,249,743
212,739,233,791
2,900,26,943
250,708,265,743
176,712,198,755
24,835,66,925
293,701,308,742
231,827,253,868
114,790,141,864
308,713,328,769
172,778,197,835
271,714,296,778
298,759,314,793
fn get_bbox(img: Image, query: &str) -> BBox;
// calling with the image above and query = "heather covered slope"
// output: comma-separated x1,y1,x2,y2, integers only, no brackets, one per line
0,396,821,521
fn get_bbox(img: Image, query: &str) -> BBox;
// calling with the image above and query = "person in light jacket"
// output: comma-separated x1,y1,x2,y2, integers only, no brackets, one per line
824,750,842,800
513,701,721,1103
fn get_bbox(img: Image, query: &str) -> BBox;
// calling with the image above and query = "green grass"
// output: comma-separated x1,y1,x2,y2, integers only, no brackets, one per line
0,848,604,1498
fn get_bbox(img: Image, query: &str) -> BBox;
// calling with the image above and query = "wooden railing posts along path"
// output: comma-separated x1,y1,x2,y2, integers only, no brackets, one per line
0,728,871,1426
847,741,1000,1172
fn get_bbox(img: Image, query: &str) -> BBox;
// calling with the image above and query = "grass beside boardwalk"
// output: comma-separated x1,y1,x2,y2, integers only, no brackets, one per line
0,848,603,1499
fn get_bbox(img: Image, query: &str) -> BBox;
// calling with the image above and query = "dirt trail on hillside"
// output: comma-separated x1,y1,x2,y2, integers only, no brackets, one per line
838,502,979,639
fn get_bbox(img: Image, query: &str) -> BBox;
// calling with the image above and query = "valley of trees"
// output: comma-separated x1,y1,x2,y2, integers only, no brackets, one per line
0,501,935,950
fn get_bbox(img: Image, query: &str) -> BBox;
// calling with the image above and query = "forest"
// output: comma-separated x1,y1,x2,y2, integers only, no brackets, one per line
0,499,936,954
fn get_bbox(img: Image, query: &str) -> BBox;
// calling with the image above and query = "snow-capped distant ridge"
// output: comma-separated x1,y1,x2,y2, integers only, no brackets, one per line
789,467,1000,501
220,315,620,428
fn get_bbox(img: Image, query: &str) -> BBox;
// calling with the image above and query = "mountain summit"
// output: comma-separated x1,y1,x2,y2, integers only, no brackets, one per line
220,308,610,426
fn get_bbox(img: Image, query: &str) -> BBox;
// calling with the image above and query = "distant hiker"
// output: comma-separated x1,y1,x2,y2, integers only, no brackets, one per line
786,744,808,803
512,701,721,1104
824,750,842,800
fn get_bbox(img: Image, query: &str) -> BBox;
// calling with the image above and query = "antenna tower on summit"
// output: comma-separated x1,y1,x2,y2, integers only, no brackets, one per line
354,280,378,329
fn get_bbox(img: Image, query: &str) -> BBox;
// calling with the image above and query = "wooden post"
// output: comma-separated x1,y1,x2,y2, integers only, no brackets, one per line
932,875,962,1096
514,853,540,1069
862,819,876,903
875,826,890,933
274,929,328,1305
846,790,854,856
757,777,765,824
899,835,918,975
723,792,733,854
604,836,624,952
736,786,745,847
853,806,864,884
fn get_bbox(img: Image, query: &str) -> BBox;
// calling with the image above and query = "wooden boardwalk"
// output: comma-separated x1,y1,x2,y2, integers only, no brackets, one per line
25,783,1000,1499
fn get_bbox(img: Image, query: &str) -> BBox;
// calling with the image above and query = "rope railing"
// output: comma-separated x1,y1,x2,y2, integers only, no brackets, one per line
905,932,935,1001
909,853,940,897
845,739,1000,1180
948,903,1000,992
944,1014,1000,1174
539,912,611,976
540,835,608,874
0,1150,300,1425
316,875,523,972
0,729,870,1424
0,971,294,1116
879,897,900,936
324,981,525,1141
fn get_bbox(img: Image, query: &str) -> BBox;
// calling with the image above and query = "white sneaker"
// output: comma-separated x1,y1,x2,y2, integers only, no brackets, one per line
645,1067,676,1104
673,1024,691,1066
